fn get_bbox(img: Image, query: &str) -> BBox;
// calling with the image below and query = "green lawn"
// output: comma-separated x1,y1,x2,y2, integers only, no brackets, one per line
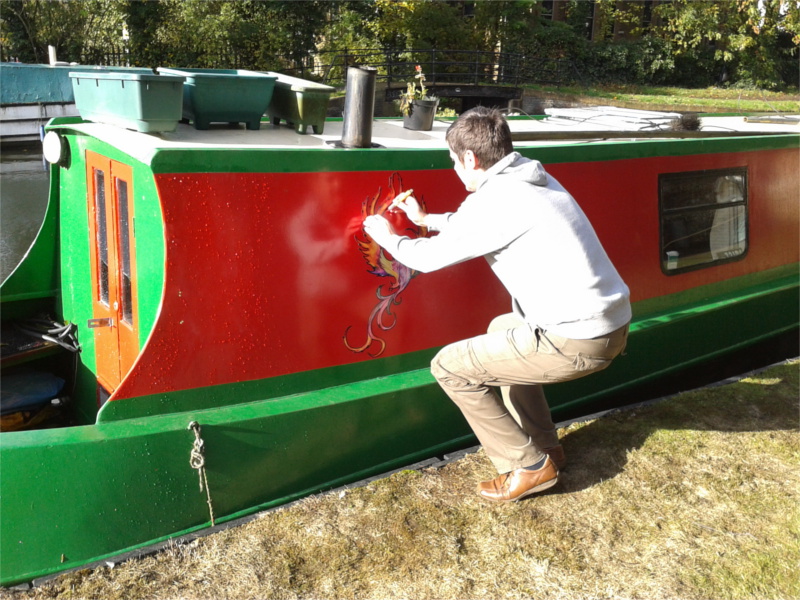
525,83,800,113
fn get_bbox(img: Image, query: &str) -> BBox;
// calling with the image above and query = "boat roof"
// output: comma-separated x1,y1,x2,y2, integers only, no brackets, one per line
50,106,799,166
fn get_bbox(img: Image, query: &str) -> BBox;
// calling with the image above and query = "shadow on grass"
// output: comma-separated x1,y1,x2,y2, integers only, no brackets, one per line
547,360,798,496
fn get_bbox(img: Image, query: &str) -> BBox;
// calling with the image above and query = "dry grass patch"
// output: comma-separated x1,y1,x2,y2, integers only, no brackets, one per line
6,361,798,600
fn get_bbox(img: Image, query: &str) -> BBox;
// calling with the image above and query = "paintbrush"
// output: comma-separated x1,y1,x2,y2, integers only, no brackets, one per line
389,189,414,211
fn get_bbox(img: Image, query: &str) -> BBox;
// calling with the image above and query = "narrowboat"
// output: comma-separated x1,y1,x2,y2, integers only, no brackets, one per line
1,68,797,586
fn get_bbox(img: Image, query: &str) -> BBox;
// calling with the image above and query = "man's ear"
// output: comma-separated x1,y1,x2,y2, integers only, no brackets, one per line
463,149,479,171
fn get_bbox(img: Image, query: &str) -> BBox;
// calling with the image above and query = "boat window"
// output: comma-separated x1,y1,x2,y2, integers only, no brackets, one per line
116,178,133,325
659,168,748,274
93,168,110,305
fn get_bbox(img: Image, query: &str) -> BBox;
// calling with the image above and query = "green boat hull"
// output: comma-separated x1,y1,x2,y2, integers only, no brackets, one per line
2,268,796,586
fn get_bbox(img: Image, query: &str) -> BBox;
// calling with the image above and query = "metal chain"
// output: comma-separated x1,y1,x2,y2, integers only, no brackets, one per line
188,421,216,527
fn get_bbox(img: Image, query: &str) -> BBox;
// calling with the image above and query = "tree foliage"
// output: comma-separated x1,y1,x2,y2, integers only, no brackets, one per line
122,0,330,71
0,0,796,90
652,0,800,88
0,0,122,63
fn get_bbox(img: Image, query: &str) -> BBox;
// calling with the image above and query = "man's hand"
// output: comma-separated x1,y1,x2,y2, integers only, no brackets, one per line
363,214,396,246
391,192,427,226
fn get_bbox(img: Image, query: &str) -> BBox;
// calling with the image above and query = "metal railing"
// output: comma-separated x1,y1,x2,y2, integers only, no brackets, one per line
288,48,573,89
75,46,575,89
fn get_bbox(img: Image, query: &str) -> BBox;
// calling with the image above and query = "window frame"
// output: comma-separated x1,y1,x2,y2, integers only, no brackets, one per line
658,167,749,275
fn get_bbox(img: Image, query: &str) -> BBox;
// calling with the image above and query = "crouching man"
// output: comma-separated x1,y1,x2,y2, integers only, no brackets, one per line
364,107,631,503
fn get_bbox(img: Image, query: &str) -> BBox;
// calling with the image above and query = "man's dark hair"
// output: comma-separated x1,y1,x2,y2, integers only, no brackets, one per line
446,106,514,169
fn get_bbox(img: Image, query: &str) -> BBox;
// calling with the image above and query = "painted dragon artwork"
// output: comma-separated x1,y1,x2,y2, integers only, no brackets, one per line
344,173,431,358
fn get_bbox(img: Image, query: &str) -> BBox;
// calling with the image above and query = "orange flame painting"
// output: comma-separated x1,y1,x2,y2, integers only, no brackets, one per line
344,173,430,357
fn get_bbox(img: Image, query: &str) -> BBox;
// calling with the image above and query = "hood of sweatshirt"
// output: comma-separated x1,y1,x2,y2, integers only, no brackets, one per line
476,151,549,189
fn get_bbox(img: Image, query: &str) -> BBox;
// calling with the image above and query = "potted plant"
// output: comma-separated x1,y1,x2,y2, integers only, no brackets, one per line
399,65,439,131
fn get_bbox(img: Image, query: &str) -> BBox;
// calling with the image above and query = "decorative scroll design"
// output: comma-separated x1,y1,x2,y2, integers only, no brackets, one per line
344,173,430,358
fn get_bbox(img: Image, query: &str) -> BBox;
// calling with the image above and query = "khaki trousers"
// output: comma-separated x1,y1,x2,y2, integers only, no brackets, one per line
431,313,629,474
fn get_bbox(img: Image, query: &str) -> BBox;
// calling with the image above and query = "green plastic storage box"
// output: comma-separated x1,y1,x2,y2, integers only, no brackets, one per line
265,72,335,134
69,71,185,133
157,68,276,130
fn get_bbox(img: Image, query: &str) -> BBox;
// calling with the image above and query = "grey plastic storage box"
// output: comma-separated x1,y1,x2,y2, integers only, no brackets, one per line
69,71,185,133
265,72,335,135
157,68,276,130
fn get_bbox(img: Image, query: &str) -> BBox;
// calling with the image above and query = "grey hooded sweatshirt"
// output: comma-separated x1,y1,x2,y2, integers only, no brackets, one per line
374,152,631,339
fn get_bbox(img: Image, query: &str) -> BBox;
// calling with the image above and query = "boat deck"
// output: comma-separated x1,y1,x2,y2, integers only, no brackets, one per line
56,106,800,165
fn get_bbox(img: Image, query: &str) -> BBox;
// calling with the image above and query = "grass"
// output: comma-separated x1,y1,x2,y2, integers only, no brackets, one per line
524,83,800,114
5,360,799,600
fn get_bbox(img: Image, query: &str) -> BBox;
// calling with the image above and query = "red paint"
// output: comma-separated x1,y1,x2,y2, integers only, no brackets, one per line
547,148,798,302
114,169,504,399
112,148,799,401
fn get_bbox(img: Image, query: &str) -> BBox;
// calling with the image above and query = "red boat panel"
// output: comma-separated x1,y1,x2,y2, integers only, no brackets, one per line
547,147,798,300
111,147,798,401
113,168,504,399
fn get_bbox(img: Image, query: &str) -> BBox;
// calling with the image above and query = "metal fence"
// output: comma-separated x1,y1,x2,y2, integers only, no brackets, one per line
280,48,575,88
81,46,129,67
76,46,576,88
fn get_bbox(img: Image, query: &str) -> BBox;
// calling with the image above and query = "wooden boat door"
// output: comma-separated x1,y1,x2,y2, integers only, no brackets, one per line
85,151,139,394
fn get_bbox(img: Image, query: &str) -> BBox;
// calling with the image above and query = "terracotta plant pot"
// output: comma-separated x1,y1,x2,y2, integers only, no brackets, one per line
403,98,439,131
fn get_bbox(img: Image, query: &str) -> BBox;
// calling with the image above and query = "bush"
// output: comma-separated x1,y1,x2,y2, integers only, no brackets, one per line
670,46,720,88
572,36,726,88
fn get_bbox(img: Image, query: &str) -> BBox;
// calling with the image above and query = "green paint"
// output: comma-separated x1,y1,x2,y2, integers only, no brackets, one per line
519,134,798,164
551,269,799,416
631,264,799,322
0,374,471,586
146,133,798,175
54,129,165,422
150,146,453,175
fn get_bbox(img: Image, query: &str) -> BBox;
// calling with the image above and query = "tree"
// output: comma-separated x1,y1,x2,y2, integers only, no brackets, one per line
141,0,330,71
317,1,378,54
121,0,167,69
653,0,800,88
1,0,795,89
472,0,540,54
368,0,477,52
247,0,330,70
0,0,123,64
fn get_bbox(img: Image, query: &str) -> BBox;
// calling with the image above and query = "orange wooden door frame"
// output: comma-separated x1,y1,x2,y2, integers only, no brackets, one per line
85,151,139,394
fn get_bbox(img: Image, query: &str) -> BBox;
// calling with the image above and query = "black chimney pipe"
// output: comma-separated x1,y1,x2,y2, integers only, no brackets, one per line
341,66,377,148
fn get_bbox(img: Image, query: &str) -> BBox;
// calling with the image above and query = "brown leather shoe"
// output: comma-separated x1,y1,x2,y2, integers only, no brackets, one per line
476,456,559,503
544,444,567,470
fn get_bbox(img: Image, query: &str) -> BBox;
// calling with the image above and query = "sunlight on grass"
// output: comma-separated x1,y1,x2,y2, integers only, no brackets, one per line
11,360,799,600
741,376,782,385
525,84,800,113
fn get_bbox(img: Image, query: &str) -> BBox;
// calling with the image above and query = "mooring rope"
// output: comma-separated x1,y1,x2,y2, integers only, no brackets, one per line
188,421,216,527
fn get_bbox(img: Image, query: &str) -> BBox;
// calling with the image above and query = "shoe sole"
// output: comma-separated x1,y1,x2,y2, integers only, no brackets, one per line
513,476,558,502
